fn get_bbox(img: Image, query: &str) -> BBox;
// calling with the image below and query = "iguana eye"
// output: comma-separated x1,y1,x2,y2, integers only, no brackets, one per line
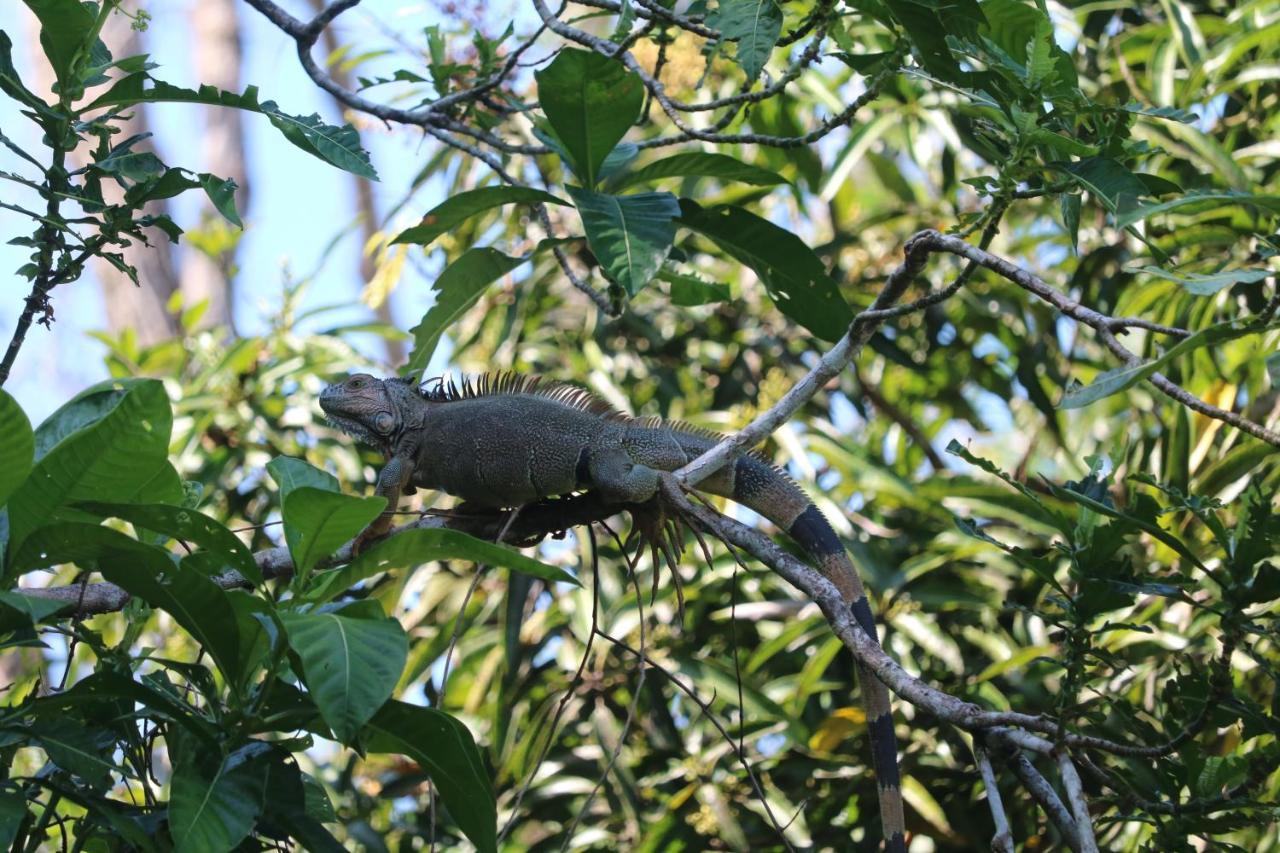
374,412,395,434
349,377,365,389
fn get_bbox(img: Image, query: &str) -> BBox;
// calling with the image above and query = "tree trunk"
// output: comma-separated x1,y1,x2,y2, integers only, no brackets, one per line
183,0,248,332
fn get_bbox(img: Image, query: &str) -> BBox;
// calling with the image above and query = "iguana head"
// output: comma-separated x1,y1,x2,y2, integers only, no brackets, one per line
319,373,416,450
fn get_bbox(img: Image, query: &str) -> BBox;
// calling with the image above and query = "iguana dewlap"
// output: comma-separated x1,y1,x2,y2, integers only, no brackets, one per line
318,372,906,852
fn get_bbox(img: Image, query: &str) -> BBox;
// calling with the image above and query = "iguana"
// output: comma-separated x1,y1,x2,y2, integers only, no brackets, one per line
319,372,907,851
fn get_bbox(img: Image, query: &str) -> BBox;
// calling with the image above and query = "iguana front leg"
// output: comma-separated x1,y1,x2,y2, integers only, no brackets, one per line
354,454,413,553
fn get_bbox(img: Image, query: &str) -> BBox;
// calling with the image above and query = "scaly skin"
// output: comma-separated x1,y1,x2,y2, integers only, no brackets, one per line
319,372,907,851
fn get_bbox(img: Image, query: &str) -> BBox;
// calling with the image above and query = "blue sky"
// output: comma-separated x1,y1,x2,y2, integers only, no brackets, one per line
0,1,509,424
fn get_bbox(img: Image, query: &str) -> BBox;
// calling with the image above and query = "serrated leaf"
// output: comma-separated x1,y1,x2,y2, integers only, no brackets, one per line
198,173,242,226
569,187,680,296
86,77,377,179
391,186,568,249
712,0,783,81
535,49,643,187
280,603,408,743
364,701,495,853
676,200,852,340
1119,102,1198,123
609,152,785,192
310,526,579,604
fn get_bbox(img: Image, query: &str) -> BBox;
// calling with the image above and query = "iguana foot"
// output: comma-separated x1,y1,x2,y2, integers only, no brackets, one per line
626,476,692,615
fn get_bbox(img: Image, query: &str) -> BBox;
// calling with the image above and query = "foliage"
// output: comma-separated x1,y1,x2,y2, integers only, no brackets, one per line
1,0,1279,850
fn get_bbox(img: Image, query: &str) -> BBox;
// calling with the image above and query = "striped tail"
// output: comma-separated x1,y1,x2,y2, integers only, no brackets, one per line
665,430,907,852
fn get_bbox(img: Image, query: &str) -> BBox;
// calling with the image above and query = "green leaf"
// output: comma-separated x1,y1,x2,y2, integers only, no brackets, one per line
677,200,852,340
405,248,526,376
310,527,579,604
280,603,408,743
74,501,261,585
0,788,27,850
659,269,732,306
1119,102,1197,123
282,488,386,582
391,186,568,250
198,173,242,227
13,523,243,683
169,742,271,851
569,188,680,296
609,152,786,192
0,31,50,113
1114,191,1280,230
86,78,377,179
0,390,33,510
0,590,72,635
1059,320,1278,409
1127,265,1272,296
364,701,495,853
267,456,339,500
1060,192,1081,254
22,0,97,93
32,718,118,788
6,379,171,561
1059,157,1149,216
712,0,783,81
535,49,643,187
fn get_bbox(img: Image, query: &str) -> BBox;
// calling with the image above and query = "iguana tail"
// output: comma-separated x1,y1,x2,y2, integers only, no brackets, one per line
635,425,906,852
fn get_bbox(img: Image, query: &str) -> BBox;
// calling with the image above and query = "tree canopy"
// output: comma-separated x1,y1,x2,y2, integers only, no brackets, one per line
0,0,1278,850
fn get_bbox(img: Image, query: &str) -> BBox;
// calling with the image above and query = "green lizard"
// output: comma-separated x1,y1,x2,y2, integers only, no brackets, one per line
319,372,906,851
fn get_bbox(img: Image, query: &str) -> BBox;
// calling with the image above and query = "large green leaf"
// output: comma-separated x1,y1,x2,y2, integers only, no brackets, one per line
310,527,579,604
75,501,261,585
6,379,171,559
280,602,408,743
404,248,528,376
1059,320,1278,409
22,0,97,92
169,741,271,851
86,77,376,179
267,456,339,499
391,186,568,249
282,488,386,583
569,188,680,296
12,523,242,683
711,0,783,81
535,49,643,187
609,152,786,192
31,718,119,788
677,200,852,340
364,701,496,853
0,390,33,510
